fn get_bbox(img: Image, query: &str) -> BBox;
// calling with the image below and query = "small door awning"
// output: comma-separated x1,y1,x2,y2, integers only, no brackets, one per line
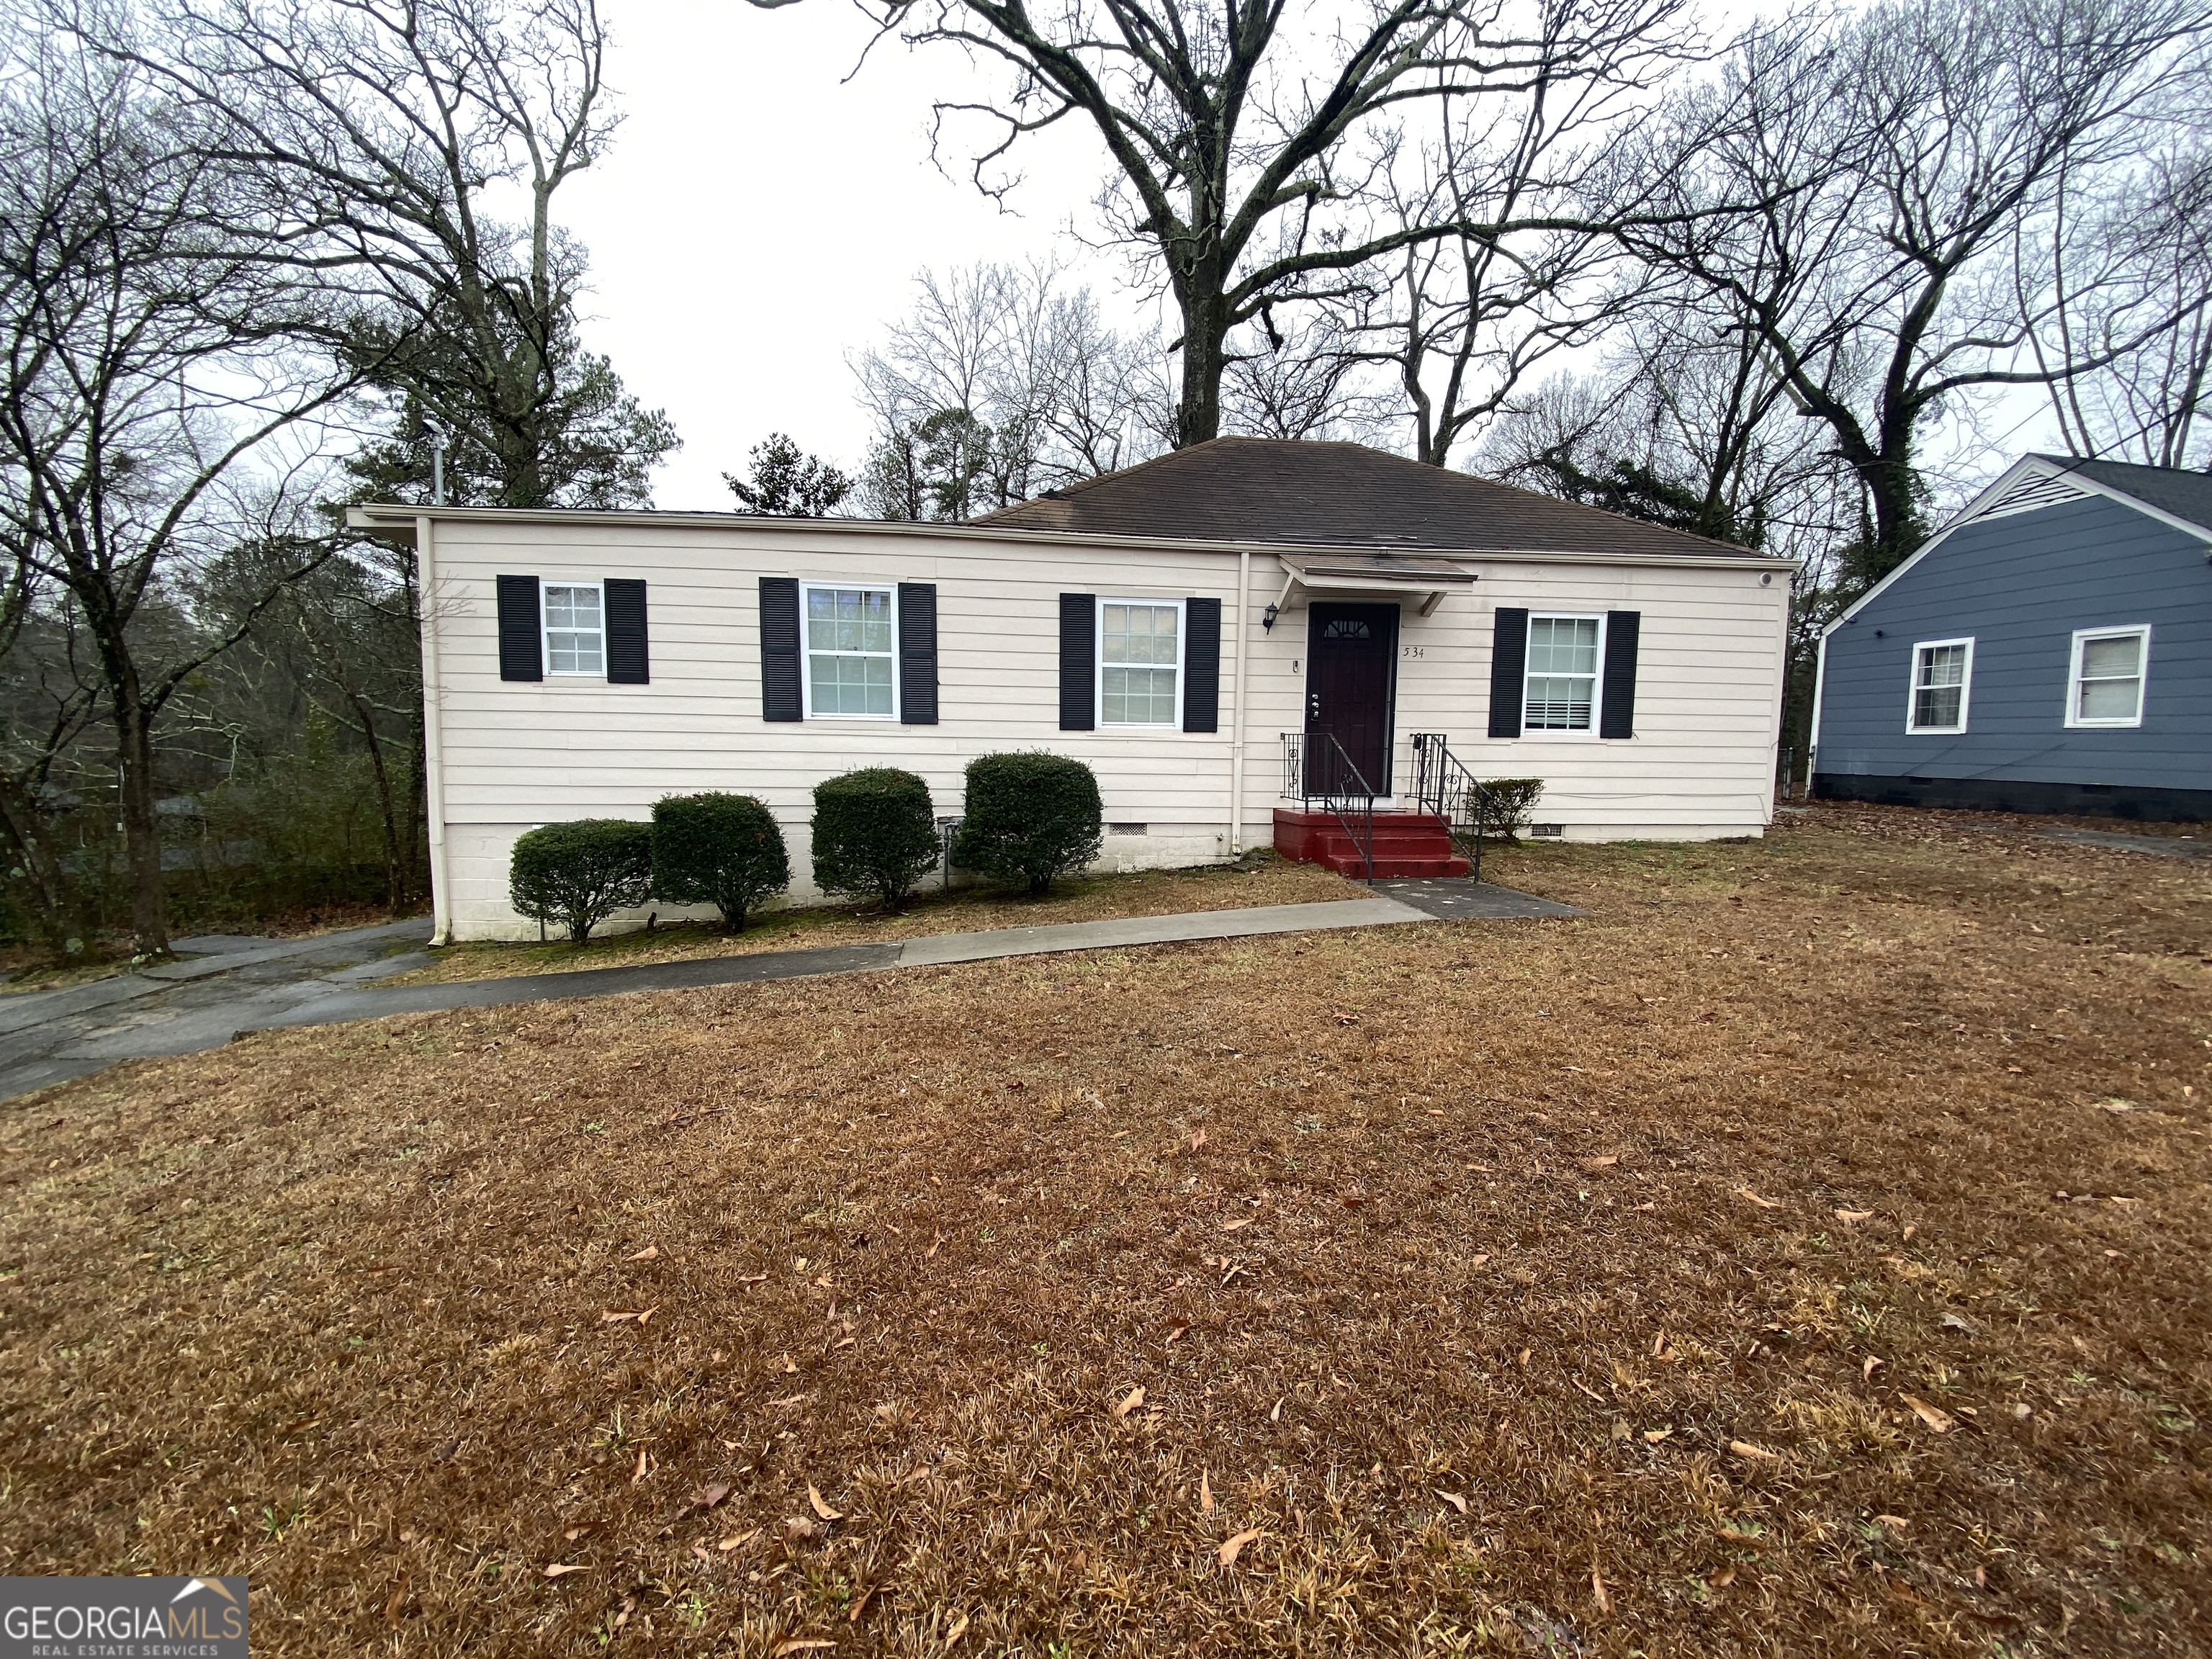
1266,549,1479,626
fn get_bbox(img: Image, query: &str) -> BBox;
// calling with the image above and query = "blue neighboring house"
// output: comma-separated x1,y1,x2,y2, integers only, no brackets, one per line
1812,454,2212,822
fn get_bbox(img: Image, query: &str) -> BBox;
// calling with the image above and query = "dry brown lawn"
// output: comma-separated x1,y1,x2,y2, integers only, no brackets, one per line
1,804,2208,1656
388,855,1362,986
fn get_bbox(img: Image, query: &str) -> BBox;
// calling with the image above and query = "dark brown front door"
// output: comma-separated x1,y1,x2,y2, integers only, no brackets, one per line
1305,602,1398,795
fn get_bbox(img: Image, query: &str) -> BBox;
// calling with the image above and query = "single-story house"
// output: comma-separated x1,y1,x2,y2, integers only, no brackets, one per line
1811,454,2212,821
353,438,1794,943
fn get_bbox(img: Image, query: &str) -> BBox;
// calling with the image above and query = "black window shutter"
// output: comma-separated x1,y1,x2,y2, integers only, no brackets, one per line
604,578,648,683
1059,593,1096,731
1487,606,1529,738
759,577,802,721
1183,596,1221,732
1600,610,1640,739
897,581,938,724
497,575,542,682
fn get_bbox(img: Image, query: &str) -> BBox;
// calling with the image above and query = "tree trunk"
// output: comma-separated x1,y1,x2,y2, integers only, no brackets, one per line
1850,448,1928,588
345,680,408,915
1174,271,1229,448
112,683,169,959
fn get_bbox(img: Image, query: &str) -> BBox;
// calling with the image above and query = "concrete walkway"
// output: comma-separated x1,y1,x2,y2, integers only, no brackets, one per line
0,879,1578,1102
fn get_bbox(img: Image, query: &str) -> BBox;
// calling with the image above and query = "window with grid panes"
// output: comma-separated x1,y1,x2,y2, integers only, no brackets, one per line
804,585,896,717
1100,601,1180,725
1523,616,1600,731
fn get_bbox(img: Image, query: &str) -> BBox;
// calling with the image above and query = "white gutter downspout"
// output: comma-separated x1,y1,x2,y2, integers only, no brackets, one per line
1229,547,1250,855
417,512,452,946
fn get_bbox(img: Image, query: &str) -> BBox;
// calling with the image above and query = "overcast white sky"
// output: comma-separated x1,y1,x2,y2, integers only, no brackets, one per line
560,0,1130,511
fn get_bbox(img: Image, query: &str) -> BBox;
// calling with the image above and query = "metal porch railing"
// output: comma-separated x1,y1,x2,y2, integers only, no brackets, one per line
1280,731,1379,881
1410,732,1492,884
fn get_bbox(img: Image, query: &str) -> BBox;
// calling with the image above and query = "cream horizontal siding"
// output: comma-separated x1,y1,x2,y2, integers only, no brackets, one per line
1241,557,1786,837
419,515,1786,938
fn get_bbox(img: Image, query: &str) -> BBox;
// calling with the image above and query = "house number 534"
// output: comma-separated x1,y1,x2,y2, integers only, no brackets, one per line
1402,645,1425,659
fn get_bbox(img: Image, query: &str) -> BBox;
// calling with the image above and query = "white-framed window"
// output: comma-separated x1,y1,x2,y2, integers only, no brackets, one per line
542,581,605,676
1906,637,1974,734
2066,625,2150,728
801,582,898,719
1523,613,1604,733
1098,598,1184,727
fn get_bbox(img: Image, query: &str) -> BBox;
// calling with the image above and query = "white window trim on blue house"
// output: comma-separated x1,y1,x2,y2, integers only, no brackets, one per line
1905,637,1974,734
2064,624,2151,729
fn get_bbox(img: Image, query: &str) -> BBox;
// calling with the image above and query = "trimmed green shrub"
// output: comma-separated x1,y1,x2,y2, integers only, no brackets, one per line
810,768,939,910
509,819,653,943
652,793,789,931
953,751,1103,896
1473,778,1545,842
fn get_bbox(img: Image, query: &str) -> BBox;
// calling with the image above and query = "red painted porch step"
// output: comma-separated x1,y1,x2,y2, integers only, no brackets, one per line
1272,808,1471,879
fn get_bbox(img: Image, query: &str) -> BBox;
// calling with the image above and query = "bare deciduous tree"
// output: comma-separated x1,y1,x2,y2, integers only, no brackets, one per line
0,22,355,955
773,0,1695,449
1220,310,1383,440
1623,0,2206,588
207,541,427,914
2027,140,2212,469
1320,12,1681,468
856,261,1168,516
0,561,104,951
108,0,677,509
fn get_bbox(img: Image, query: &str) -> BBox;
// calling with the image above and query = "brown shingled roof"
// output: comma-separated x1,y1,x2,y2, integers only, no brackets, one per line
973,436,1761,559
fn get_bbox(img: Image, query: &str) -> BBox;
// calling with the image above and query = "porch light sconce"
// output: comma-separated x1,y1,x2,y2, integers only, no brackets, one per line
1262,602,1280,631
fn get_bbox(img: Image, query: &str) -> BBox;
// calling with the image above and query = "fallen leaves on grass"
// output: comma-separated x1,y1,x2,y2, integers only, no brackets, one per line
8,804,2209,1655
806,1484,843,1521
1736,1187,1783,1210
1112,1387,1146,1421
1218,1529,1262,1569
1729,1440,1781,1461
541,1563,590,1580
1902,1395,1956,1433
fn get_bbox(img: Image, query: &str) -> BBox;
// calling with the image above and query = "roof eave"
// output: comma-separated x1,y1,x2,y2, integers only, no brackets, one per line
347,502,1795,570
